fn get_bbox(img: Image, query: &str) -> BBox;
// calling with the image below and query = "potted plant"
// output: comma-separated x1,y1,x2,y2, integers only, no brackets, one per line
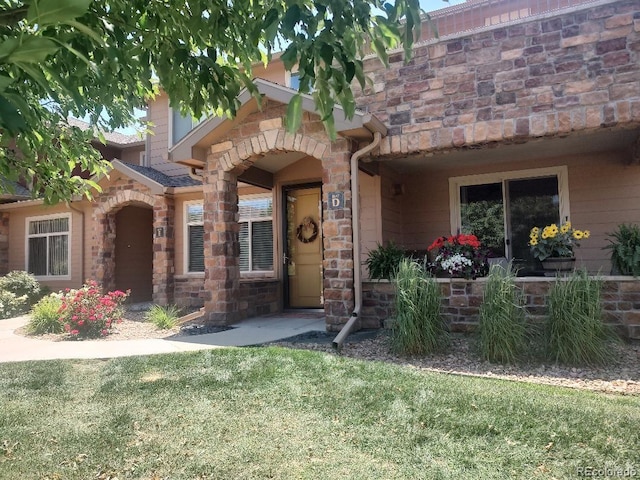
529,221,589,276
604,223,640,276
427,234,488,279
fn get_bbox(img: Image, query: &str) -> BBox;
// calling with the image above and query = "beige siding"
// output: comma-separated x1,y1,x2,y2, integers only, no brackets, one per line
119,145,145,165
148,93,192,177
380,164,404,246
394,150,638,273
359,171,381,279
7,202,90,291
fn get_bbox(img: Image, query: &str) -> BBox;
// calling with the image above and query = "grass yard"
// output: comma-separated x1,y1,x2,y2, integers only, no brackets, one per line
0,348,638,479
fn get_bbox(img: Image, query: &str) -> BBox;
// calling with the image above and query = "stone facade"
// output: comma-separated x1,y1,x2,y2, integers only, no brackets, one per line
174,275,205,307
91,176,175,304
362,277,640,338
203,100,356,329
354,0,640,157
0,213,8,276
238,279,281,319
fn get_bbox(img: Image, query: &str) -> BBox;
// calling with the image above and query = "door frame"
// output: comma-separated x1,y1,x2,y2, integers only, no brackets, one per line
448,165,570,259
282,182,323,309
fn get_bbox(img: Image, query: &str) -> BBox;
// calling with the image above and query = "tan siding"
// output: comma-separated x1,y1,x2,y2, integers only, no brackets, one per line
148,93,192,177
274,156,322,184
7,203,85,291
253,61,287,86
359,171,381,279
119,145,145,165
379,164,404,246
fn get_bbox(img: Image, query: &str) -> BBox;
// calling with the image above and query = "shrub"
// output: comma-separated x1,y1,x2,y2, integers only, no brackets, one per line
365,241,407,280
27,294,64,335
605,223,640,276
145,304,182,329
0,290,28,319
0,271,41,308
391,258,448,355
58,281,129,339
478,264,527,364
546,270,616,366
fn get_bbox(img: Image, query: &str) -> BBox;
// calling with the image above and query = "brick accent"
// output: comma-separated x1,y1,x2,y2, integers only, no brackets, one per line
91,176,175,304
0,213,9,275
355,0,640,157
239,279,281,319
202,99,356,329
362,277,640,338
174,275,205,307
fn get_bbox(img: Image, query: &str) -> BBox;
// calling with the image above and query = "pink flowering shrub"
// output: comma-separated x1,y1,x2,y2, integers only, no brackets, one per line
58,281,129,339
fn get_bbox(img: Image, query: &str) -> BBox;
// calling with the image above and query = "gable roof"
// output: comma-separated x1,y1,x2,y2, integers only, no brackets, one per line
170,78,387,165
110,160,201,195
67,118,144,147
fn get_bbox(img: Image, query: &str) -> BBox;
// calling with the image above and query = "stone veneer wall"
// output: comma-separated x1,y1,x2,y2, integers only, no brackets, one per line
238,279,281,319
354,0,640,156
0,213,8,276
174,275,205,307
362,277,640,338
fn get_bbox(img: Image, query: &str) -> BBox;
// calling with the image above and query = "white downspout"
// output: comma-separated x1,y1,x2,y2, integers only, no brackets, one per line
332,131,382,350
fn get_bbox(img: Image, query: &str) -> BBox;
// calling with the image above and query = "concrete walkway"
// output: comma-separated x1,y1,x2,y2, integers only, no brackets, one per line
0,314,326,363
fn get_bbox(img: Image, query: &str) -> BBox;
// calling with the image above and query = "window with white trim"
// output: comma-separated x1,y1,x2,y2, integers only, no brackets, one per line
239,195,273,272
450,166,569,274
185,203,204,273
26,215,70,278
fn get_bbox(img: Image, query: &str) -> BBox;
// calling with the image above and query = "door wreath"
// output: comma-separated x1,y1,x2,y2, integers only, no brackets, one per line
296,216,319,244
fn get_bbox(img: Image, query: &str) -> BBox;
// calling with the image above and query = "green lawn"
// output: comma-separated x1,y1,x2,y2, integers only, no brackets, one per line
0,348,638,479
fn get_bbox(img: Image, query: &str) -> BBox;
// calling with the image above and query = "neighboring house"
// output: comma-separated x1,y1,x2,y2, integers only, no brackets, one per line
0,0,638,333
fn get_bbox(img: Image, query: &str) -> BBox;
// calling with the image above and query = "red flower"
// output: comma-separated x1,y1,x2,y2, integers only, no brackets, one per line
71,329,79,335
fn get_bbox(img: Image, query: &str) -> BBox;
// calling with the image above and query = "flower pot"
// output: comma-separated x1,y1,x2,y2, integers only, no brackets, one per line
541,257,576,277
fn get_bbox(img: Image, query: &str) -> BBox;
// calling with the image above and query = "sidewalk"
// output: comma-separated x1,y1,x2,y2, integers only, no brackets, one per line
0,315,326,363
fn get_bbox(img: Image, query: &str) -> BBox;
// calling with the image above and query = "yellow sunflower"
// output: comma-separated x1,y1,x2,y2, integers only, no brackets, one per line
548,224,559,235
573,230,584,240
541,231,549,239
529,238,538,246
560,223,569,234
583,230,590,239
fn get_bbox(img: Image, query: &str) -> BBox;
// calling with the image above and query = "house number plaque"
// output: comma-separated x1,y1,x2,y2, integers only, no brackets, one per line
328,192,344,210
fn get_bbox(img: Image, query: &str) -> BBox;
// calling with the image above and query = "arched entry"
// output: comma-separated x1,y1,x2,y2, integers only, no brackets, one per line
114,205,153,302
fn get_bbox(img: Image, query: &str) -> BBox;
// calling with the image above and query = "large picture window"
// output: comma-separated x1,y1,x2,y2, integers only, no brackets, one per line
239,195,273,272
185,202,204,273
26,214,70,278
450,167,570,274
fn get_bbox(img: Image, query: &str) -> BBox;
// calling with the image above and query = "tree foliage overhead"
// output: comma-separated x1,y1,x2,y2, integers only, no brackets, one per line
0,0,421,203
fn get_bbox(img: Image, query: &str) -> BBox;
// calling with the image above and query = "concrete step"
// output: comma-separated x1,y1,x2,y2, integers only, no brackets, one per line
628,324,640,340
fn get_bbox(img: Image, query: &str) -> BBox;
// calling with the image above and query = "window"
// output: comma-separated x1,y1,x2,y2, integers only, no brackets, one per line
450,167,569,274
169,108,206,146
289,72,300,90
239,195,273,272
185,203,204,273
26,214,70,278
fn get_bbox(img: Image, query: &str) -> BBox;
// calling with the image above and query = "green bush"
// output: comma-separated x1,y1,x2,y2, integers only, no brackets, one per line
0,271,41,309
605,223,640,276
145,304,182,329
27,294,64,335
546,270,616,366
478,264,527,364
0,290,28,319
391,259,448,355
365,241,406,280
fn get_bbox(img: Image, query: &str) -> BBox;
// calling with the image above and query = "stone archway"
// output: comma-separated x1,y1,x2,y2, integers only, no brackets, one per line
92,188,175,305
203,125,357,330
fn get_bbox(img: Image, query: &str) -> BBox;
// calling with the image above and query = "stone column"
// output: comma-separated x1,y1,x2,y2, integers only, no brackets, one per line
322,138,356,332
203,164,242,324
153,196,175,305
0,213,9,275
92,209,117,291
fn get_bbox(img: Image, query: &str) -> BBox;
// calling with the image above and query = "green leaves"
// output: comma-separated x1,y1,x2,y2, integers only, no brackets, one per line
285,94,303,133
26,0,92,26
0,36,58,63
